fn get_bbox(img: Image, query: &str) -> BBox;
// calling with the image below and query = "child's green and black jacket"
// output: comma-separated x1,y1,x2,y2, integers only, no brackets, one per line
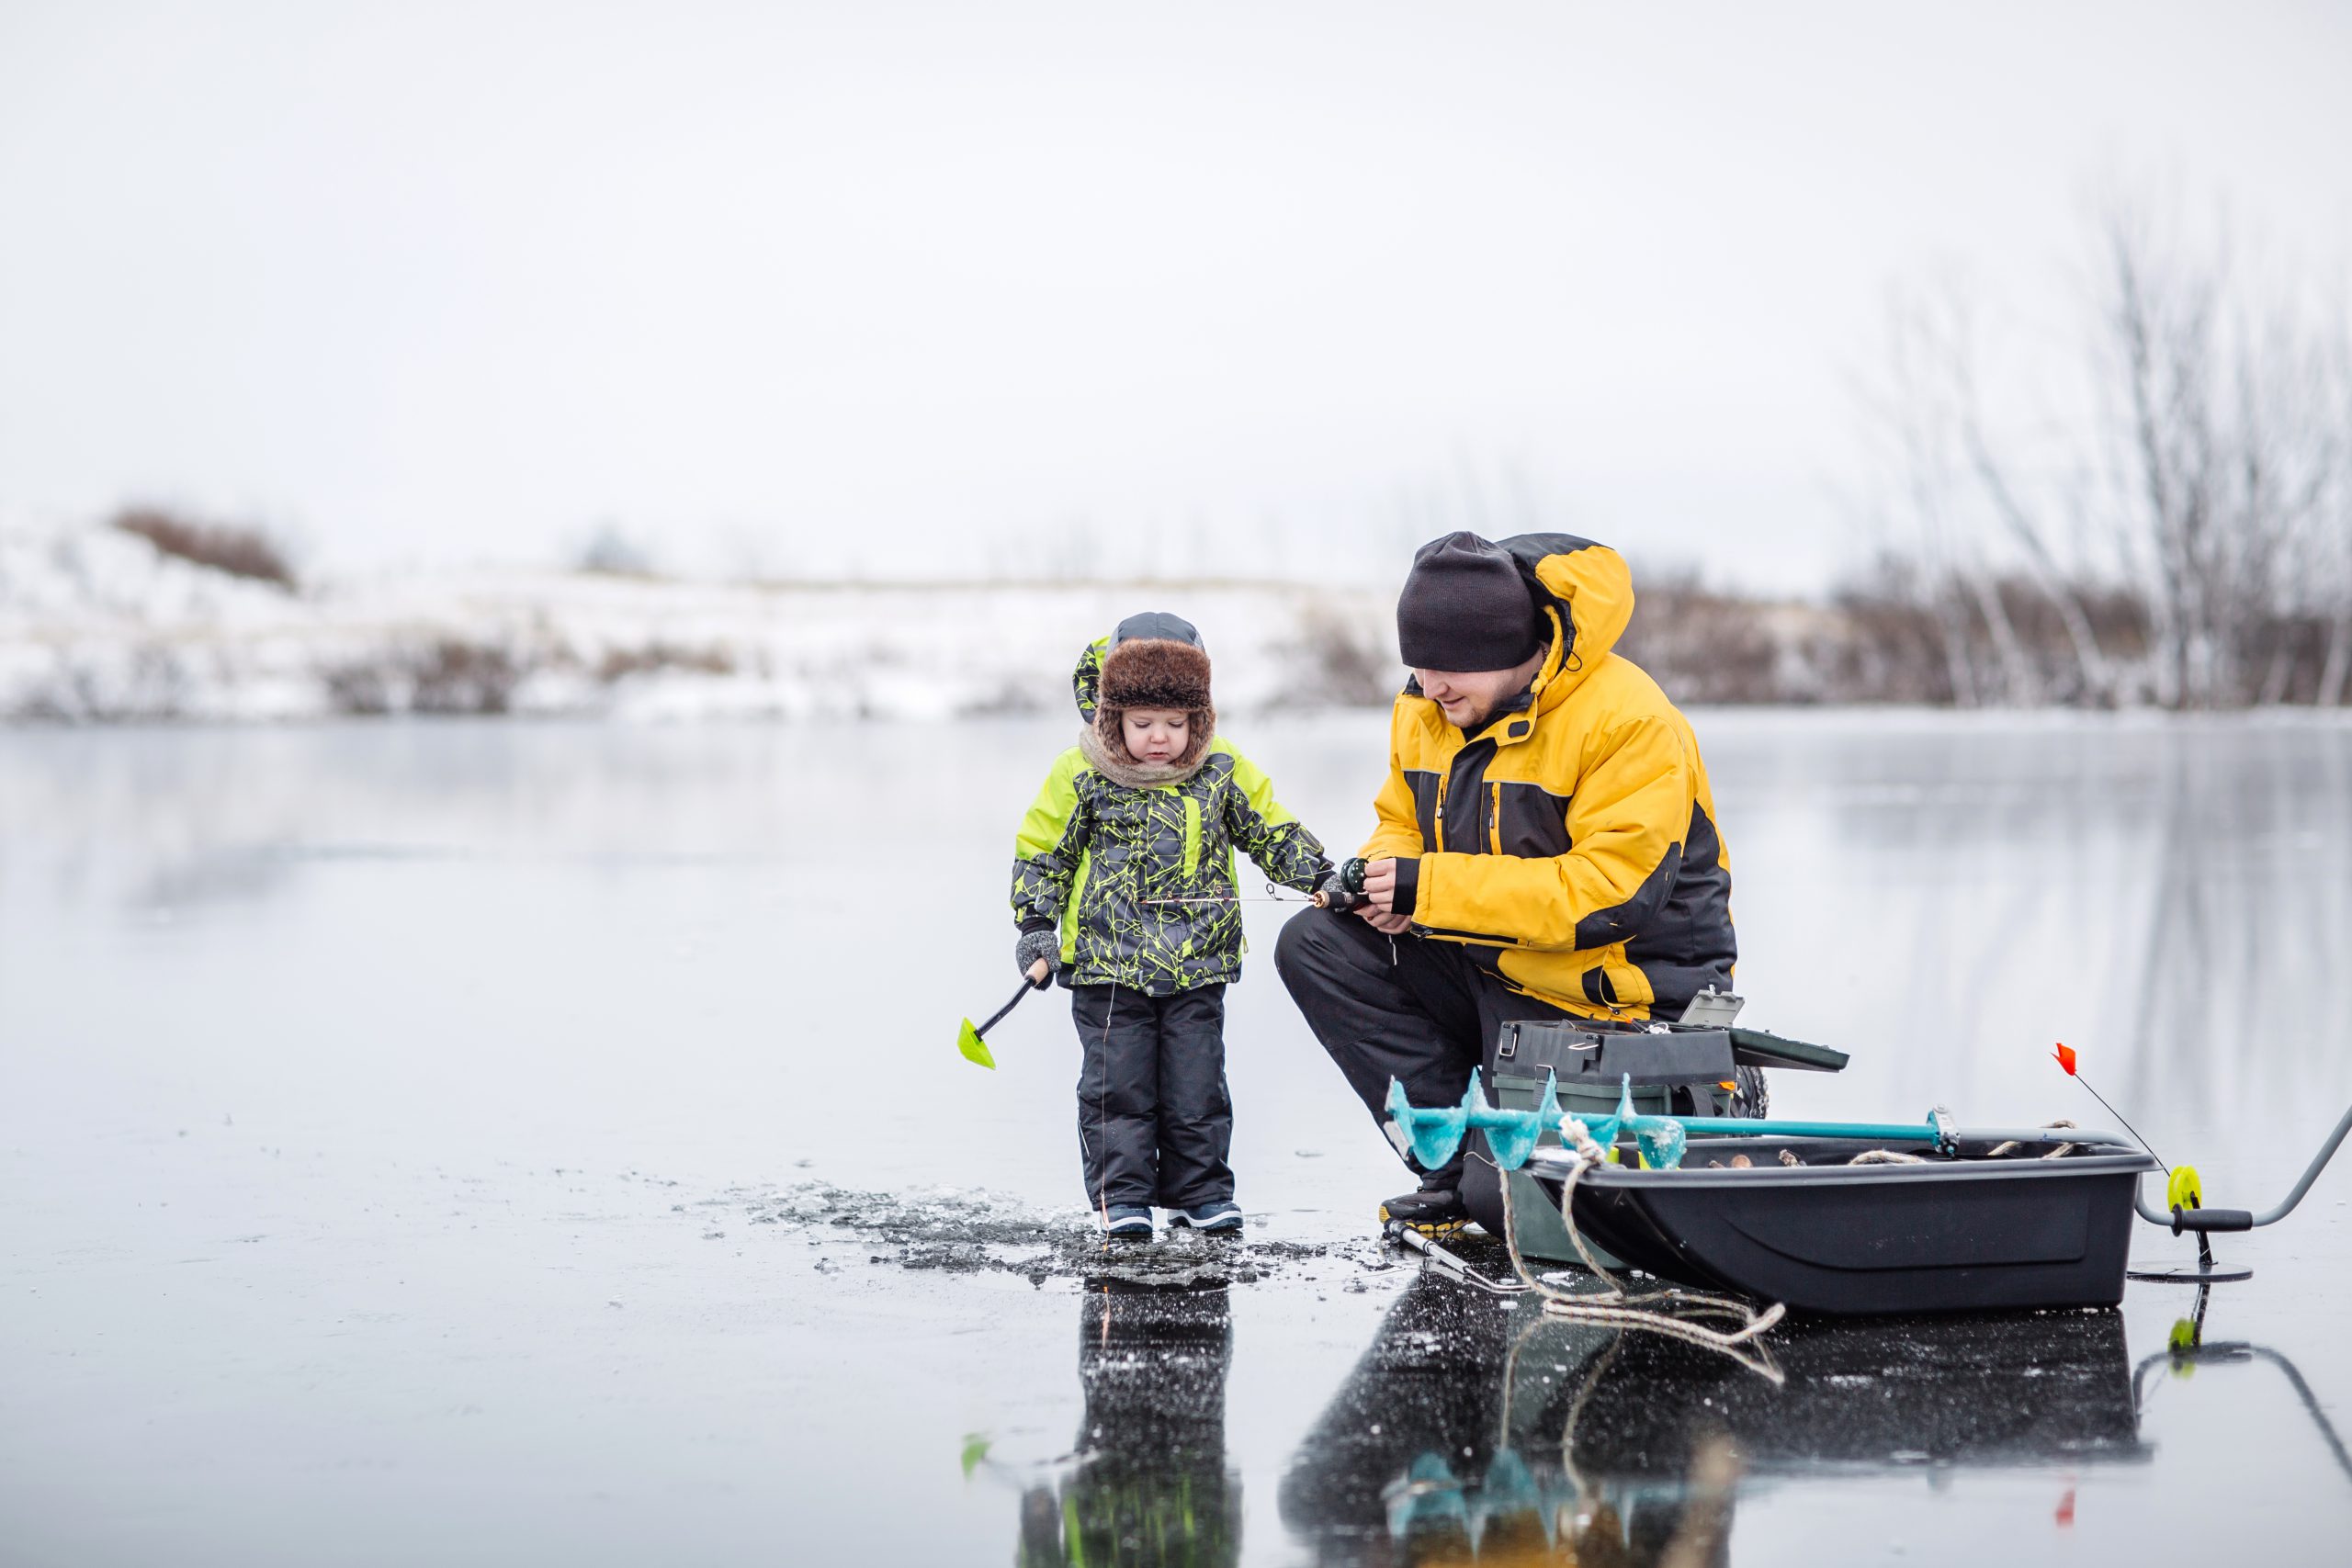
1010,636,1332,995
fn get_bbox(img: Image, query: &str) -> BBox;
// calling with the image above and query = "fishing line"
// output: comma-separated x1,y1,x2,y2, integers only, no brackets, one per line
1141,882,1317,908
2053,1043,2170,1172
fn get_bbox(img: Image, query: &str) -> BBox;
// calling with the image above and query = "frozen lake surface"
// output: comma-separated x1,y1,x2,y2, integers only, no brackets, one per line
5,710,2349,1564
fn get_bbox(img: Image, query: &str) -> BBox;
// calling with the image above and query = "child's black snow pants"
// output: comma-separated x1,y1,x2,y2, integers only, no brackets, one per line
1069,982,1231,1213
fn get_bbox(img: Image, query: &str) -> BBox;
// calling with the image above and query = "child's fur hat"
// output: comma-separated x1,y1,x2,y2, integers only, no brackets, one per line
1099,637,1212,711
1095,637,1216,770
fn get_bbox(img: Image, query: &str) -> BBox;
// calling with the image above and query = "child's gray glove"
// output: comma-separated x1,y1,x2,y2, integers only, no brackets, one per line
1314,870,1364,912
1014,928,1060,986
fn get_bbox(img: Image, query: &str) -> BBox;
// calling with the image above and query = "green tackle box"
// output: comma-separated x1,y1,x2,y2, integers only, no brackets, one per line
1488,1021,1743,1266
1485,1018,1851,1263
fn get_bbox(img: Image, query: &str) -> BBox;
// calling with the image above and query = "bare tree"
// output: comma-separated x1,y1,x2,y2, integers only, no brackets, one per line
1851,186,2352,710
1857,284,2047,705
2085,194,2344,707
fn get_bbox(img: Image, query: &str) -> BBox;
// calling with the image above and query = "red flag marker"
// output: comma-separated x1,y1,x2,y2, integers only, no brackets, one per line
2048,1042,2165,1170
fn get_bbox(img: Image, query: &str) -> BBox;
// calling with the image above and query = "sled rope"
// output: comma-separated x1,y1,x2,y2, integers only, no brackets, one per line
1497,1121,1785,1375
1984,1119,2079,1160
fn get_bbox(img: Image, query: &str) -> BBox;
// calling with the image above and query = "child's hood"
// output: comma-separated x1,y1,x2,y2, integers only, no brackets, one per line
1070,611,1205,722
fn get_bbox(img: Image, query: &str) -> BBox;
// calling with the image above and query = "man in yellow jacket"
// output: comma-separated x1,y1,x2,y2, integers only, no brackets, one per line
1275,532,1739,1236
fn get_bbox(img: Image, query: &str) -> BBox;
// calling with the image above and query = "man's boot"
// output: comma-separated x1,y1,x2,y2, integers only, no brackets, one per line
1379,1186,1469,1236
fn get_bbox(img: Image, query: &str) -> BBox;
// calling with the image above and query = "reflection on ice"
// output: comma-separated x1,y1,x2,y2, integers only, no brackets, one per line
1014,1287,1243,1568
1283,1273,2148,1564
2136,1288,2352,1492
4,714,2349,1562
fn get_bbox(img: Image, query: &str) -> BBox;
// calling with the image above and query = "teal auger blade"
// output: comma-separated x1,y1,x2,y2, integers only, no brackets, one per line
1632,1118,1689,1170
1386,1077,1469,1169
1556,1078,1628,1155
1464,1066,1551,1170
1602,1071,1690,1169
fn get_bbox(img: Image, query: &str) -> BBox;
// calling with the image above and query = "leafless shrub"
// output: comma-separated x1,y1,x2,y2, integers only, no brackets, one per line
1620,569,1790,704
321,661,394,716
7,645,191,723
594,642,736,682
321,640,525,716
1818,562,1964,705
409,639,523,714
1271,604,1398,708
1814,559,2155,707
112,506,297,589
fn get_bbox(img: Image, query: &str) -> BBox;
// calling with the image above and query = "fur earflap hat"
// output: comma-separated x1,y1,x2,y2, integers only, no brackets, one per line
1094,635,1216,772
1099,636,1213,712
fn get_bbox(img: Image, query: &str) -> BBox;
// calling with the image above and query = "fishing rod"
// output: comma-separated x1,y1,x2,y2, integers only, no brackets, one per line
1142,880,1336,908
1143,856,1374,908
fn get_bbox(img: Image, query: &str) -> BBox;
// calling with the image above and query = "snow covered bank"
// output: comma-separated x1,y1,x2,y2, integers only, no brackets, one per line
0,525,1394,723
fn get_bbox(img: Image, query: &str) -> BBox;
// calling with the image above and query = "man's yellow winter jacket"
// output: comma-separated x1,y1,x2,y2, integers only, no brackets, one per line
1366,535,1735,1021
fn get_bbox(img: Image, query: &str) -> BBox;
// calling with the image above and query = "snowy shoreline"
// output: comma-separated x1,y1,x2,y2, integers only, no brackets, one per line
0,525,1395,724
15,525,2352,728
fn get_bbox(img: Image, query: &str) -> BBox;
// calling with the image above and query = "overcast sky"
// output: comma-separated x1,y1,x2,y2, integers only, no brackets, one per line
2,2,2346,590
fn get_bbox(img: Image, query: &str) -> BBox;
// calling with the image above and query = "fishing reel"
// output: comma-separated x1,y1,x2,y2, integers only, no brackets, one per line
1315,856,1370,913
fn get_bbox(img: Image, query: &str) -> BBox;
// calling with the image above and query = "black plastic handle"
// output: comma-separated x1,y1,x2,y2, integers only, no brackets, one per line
976,977,1037,1038
2173,1206,2255,1234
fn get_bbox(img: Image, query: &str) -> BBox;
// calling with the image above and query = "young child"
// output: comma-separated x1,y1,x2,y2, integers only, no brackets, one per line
1010,612,1339,1239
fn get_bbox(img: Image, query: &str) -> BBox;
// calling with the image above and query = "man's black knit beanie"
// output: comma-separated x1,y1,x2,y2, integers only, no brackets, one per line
1396,532,1543,671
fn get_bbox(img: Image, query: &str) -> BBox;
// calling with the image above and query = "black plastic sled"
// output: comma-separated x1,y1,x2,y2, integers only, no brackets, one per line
1523,1132,2162,1316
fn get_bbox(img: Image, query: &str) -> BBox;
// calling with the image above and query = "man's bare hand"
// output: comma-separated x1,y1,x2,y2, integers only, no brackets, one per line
1355,859,1411,932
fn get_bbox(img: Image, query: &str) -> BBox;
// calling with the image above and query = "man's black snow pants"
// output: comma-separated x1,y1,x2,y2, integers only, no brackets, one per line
1274,908,1579,1235
1069,983,1233,1213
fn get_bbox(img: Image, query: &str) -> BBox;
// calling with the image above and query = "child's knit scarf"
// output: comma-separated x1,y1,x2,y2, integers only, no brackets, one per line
1077,716,1216,790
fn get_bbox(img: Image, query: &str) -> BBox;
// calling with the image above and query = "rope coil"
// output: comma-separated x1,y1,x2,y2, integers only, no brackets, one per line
1497,1119,1786,1382
1985,1119,2080,1160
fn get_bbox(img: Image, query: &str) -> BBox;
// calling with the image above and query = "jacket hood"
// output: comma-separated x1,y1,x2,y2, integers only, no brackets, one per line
1397,535,1637,721
1071,610,1205,722
1499,534,1634,705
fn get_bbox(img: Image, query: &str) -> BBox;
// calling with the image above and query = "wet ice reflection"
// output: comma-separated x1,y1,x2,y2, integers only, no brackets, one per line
3,712,2348,1564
